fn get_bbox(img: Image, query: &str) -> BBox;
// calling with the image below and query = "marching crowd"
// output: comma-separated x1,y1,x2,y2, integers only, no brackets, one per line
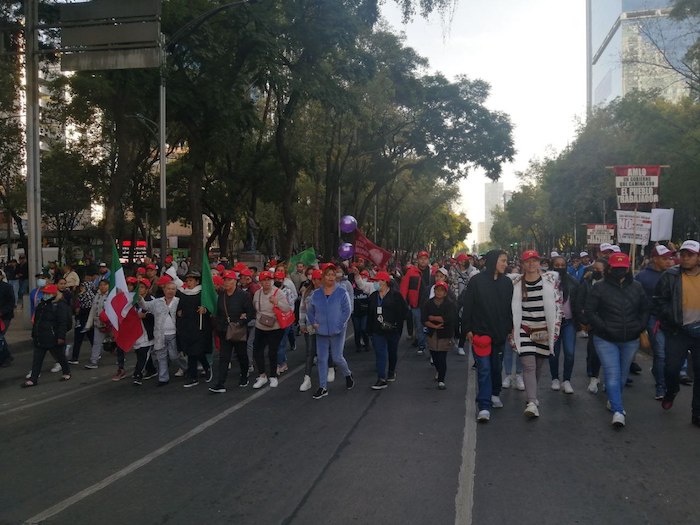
0,238,698,430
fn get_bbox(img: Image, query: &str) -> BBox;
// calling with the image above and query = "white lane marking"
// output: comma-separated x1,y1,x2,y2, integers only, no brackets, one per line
25,365,303,525
455,366,477,525
24,332,354,524
0,380,108,417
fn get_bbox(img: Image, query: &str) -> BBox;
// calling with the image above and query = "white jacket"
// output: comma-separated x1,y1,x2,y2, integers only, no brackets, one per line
509,271,562,356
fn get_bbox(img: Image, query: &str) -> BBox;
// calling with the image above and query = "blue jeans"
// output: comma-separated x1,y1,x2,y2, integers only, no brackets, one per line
474,344,503,410
411,307,426,349
316,331,351,388
550,318,576,381
277,326,294,365
372,332,400,380
594,336,638,414
647,315,665,389
502,341,522,375
9,279,18,303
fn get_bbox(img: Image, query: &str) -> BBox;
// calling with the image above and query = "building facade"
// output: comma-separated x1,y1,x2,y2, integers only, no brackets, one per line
587,0,693,109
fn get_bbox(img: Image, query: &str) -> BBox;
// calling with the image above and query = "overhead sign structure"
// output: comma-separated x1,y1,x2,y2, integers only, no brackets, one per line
616,210,652,246
613,165,661,210
60,0,161,72
586,224,616,245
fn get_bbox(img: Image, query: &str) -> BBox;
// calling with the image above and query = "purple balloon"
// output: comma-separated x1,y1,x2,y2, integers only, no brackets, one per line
340,215,358,234
338,243,355,260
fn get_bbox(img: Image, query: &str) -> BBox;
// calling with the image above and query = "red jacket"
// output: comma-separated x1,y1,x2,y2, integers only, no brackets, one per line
400,266,423,308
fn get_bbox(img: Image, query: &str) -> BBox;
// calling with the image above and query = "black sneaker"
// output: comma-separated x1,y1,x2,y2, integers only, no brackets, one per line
680,374,694,386
184,379,199,388
133,378,143,386
387,371,397,382
157,380,169,387
371,379,388,390
630,362,642,375
345,374,355,390
312,387,328,399
208,383,226,393
239,377,249,388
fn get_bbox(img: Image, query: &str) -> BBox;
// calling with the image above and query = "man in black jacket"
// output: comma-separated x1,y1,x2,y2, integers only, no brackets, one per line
462,250,514,422
22,284,71,387
655,240,700,427
0,276,16,367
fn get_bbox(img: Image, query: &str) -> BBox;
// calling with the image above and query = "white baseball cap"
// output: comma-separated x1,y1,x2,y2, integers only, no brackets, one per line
610,245,622,253
680,240,700,254
579,251,589,257
550,251,560,258
651,245,673,257
437,267,449,277
599,243,613,252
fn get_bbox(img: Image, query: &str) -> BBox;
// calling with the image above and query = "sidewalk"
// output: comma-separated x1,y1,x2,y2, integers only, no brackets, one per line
6,306,32,346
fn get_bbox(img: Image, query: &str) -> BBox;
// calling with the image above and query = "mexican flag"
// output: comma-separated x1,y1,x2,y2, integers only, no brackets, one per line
102,244,144,351
288,247,317,268
200,251,218,314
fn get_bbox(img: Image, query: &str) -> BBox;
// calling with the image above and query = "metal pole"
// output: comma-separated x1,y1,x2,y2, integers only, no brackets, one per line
374,194,377,240
159,42,167,264
337,185,341,239
25,0,42,290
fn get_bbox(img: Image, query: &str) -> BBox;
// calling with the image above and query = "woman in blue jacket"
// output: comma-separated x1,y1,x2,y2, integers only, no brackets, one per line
307,264,354,399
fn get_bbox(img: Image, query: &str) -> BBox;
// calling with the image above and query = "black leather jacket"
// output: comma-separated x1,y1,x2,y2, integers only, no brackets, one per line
585,275,650,343
653,267,684,332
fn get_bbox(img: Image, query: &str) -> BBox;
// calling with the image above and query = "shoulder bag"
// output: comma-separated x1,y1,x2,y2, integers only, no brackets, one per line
257,291,277,328
224,294,247,342
273,289,295,329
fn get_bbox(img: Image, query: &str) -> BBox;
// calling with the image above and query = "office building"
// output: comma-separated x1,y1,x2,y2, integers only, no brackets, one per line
587,0,693,109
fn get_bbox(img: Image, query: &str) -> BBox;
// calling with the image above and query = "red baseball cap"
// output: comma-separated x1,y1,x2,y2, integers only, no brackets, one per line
156,275,172,286
311,269,323,280
258,271,273,281
212,275,224,287
360,270,369,277
136,267,146,275
138,278,151,288
165,255,173,264
373,271,392,283
521,250,540,261
608,253,630,269
42,284,58,294
146,264,157,271
273,270,286,281
126,276,138,284
456,253,470,262
222,270,238,280
472,334,492,357
417,250,430,258
233,262,248,272
239,269,254,277
434,281,448,292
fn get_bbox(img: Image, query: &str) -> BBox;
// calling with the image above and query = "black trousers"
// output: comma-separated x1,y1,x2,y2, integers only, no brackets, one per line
186,353,210,380
133,345,156,379
664,331,699,416
72,309,93,361
253,328,283,378
218,338,249,385
0,321,12,365
30,344,69,382
431,350,447,382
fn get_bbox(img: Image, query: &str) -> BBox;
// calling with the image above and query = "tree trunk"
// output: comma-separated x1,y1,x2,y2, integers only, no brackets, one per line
219,220,231,259
189,161,205,271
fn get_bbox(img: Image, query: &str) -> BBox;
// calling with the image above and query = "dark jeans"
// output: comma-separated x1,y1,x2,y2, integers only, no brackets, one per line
254,328,283,378
351,314,369,348
550,318,576,381
0,321,11,365
586,329,601,377
474,342,504,410
30,345,70,382
72,309,94,361
218,337,248,385
664,331,700,416
187,354,210,380
304,332,317,376
431,350,447,382
371,332,399,380
133,345,156,379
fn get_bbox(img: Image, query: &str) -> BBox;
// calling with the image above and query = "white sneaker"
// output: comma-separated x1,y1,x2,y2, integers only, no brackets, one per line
515,374,525,391
457,347,466,356
327,368,335,383
562,380,574,394
269,377,278,388
491,395,504,408
587,377,599,394
551,379,561,391
174,368,185,377
51,362,62,373
299,375,312,392
477,410,490,422
524,401,540,418
252,375,268,389
612,412,626,427
501,375,513,389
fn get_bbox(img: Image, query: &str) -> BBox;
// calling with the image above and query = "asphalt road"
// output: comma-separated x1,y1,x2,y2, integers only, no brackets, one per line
1,330,698,525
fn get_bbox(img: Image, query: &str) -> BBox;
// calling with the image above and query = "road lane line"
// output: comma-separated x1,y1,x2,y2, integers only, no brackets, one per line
0,380,109,417
24,365,304,525
455,365,477,525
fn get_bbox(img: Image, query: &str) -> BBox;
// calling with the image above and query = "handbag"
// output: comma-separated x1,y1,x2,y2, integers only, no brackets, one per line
257,291,277,328
273,290,295,329
521,324,549,344
682,321,700,338
223,295,247,342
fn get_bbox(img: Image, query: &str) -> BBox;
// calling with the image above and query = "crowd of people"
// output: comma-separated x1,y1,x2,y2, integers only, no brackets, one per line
0,239,698,430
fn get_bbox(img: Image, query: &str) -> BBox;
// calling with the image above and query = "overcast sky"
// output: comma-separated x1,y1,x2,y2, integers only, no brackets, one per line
381,0,587,245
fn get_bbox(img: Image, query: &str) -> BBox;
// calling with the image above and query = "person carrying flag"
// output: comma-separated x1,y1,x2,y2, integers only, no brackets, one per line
177,270,214,388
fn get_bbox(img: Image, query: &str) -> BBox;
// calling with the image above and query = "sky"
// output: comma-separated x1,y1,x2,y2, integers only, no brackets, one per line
381,0,588,246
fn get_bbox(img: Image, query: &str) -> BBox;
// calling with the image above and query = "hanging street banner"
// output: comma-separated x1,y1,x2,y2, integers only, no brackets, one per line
616,210,652,245
586,224,616,245
613,165,661,210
